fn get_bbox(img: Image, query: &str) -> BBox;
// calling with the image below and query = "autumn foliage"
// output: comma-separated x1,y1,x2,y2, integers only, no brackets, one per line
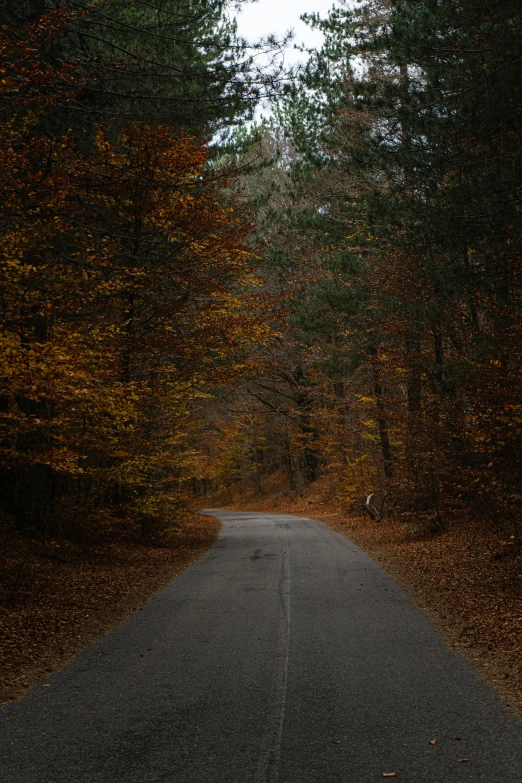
2,1,522,549
0,9,264,538
197,0,522,544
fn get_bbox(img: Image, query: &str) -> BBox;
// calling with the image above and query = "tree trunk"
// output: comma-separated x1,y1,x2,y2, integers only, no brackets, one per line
406,335,422,417
374,375,393,479
15,462,53,536
284,435,295,490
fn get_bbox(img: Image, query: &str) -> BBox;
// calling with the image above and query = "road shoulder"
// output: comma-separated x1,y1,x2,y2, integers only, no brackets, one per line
225,487,522,719
0,511,220,707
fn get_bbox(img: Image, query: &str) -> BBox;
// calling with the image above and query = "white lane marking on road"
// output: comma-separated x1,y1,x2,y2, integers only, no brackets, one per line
255,523,291,783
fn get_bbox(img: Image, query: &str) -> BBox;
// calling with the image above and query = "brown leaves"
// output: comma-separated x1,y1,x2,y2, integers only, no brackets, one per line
0,15,265,530
0,8,85,113
0,511,219,705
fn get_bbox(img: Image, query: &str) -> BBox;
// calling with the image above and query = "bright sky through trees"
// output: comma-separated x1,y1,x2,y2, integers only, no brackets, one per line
235,0,335,65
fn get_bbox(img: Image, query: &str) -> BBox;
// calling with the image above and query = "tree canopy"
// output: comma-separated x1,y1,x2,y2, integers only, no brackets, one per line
1,0,522,544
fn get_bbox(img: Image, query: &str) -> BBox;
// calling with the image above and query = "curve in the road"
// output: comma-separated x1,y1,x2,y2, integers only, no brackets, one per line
1,510,522,783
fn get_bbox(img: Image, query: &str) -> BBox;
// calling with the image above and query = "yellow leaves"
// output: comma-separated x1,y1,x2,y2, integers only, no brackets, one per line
0,36,269,512
356,395,376,405
238,272,263,288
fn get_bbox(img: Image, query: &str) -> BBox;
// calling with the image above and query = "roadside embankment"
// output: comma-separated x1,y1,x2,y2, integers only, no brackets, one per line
0,511,220,706
226,479,522,718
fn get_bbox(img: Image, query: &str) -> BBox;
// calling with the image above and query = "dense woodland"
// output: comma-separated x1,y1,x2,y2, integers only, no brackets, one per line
1,0,522,547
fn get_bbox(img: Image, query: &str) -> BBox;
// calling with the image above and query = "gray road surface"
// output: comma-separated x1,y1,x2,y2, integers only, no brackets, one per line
1,510,522,782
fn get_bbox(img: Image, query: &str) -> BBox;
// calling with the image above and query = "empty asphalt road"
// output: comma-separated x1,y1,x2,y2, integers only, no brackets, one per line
1,510,522,782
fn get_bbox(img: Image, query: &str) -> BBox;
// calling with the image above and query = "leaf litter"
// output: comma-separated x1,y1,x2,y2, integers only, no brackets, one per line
227,476,522,718
0,511,220,705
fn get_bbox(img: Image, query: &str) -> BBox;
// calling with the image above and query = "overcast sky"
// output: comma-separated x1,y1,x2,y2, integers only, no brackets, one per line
235,0,336,65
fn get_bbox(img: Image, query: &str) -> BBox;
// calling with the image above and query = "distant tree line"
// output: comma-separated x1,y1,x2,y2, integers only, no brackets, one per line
202,0,522,538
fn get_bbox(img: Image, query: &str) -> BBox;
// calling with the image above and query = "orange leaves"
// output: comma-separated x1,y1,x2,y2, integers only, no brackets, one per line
0,3,288,540
0,8,86,113
0,10,266,527
73,122,266,382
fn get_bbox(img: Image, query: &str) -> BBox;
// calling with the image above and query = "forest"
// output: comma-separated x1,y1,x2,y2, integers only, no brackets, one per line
1,0,522,696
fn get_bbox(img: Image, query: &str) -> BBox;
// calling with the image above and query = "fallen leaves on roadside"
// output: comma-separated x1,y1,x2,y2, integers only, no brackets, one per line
382,774,397,778
226,483,522,730
0,511,220,705
331,740,341,744
457,758,470,763
428,739,437,745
